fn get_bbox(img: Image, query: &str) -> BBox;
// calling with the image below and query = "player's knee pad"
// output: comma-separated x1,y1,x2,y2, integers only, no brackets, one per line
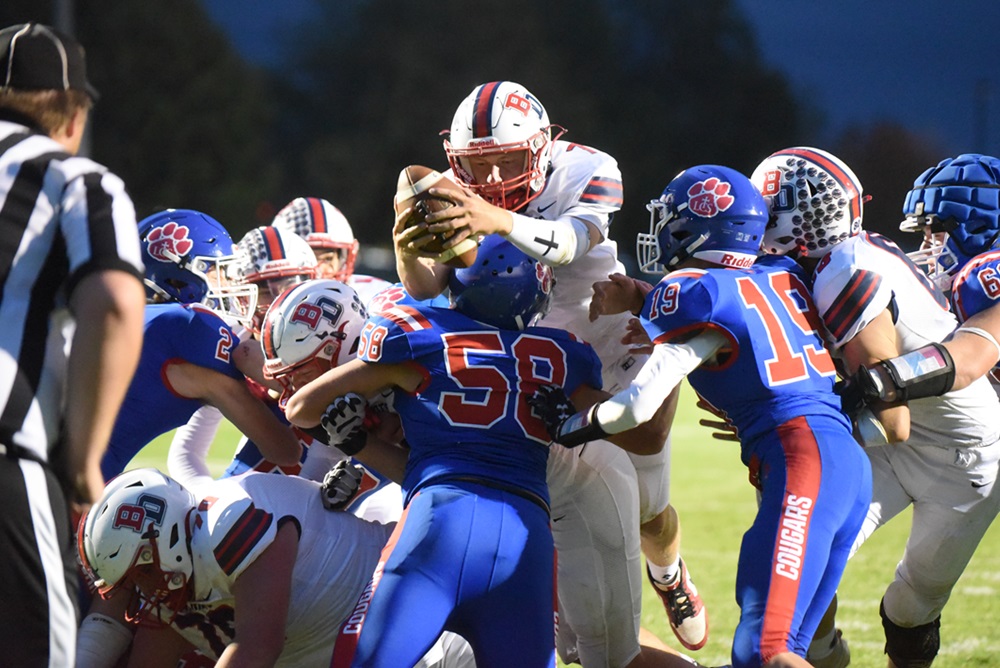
880,598,940,668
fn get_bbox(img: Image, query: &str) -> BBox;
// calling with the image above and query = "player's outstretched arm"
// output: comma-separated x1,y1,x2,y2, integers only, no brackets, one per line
949,310,1000,390
589,273,652,322
216,521,299,667
285,357,422,428
164,363,302,467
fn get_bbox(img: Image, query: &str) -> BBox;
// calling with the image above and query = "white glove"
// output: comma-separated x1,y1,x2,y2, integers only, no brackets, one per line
320,393,368,455
321,459,365,511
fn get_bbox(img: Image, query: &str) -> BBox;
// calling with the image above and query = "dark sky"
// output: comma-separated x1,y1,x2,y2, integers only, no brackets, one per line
202,0,1000,159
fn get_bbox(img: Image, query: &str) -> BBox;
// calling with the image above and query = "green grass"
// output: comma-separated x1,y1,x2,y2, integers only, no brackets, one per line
128,383,1000,666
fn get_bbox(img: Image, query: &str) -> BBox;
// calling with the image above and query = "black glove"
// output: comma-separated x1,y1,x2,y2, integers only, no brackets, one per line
320,459,365,511
834,367,883,418
320,393,368,456
527,385,579,441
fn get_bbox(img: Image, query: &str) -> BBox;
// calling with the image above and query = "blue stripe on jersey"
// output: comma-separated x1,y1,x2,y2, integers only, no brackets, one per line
213,505,273,575
580,177,624,206
823,269,881,341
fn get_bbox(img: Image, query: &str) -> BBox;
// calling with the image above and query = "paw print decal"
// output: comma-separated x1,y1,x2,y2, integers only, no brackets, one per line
146,222,194,262
687,178,735,217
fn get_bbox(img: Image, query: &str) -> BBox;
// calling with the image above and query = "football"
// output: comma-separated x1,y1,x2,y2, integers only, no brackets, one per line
394,165,478,268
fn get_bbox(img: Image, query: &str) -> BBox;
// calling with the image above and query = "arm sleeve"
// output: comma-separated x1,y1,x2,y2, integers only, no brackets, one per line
505,212,593,266
594,329,728,432
167,405,224,493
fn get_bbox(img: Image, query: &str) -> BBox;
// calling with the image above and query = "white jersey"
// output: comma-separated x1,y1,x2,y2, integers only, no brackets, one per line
524,141,638,387
812,232,1000,447
175,474,393,665
349,273,393,308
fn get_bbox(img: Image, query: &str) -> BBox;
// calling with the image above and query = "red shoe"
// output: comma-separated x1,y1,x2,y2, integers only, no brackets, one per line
647,558,708,651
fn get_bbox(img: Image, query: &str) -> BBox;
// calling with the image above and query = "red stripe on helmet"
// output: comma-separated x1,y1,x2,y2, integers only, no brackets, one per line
262,227,286,259
307,197,327,233
473,81,502,139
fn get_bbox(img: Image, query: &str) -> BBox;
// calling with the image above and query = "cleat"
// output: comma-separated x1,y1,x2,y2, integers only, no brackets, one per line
807,629,850,668
647,558,708,651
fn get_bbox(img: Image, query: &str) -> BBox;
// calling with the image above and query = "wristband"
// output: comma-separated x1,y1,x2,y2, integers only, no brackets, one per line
555,404,610,448
877,342,955,402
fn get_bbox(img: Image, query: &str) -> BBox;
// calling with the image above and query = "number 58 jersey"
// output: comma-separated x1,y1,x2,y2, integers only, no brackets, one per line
641,255,845,464
359,302,603,507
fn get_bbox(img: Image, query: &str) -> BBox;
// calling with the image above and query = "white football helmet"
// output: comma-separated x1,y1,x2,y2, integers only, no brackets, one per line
751,147,865,259
271,197,360,282
78,469,196,624
444,81,564,211
261,279,368,406
236,226,319,333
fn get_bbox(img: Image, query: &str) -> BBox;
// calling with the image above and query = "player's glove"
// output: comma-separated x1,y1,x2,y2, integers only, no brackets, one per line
320,459,365,511
321,393,368,456
527,384,608,448
834,368,882,418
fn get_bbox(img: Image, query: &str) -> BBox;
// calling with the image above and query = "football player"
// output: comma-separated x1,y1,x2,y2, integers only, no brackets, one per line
393,80,706,664
838,153,1000,407
260,278,404,523
285,236,696,668
167,225,327,484
535,165,872,668
271,196,393,305
76,468,476,667
99,209,301,481
750,148,1000,668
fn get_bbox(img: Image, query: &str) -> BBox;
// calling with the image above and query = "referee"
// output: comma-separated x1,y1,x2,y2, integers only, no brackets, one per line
0,23,145,666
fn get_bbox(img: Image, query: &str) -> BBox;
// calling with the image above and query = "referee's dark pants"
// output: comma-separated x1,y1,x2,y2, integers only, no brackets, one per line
0,452,79,667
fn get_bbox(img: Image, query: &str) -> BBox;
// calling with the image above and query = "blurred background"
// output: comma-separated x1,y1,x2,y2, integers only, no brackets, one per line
5,1,999,278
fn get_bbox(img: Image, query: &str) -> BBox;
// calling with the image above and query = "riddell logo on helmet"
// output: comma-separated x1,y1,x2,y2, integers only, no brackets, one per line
721,254,755,268
146,222,193,261
467,138,498,149
687,178,735,217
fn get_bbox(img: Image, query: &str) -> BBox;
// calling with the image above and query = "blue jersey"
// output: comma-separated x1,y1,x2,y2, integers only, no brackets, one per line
641,255,846,464
359,302,603,507
102,303,241,479
952,248,1000,322
952,248,1000,379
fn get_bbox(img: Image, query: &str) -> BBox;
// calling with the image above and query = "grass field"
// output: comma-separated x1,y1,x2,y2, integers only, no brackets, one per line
127,382,1000,667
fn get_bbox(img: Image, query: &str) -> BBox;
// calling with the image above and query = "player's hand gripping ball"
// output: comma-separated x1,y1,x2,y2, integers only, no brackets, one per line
394,164,478,268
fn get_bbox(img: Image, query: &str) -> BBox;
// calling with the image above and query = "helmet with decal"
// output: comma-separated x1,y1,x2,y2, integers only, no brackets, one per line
750,147,865,259
260,279,368,406
637,165,768,273
78,468,196,624
138,209,257,322
443,81,564,212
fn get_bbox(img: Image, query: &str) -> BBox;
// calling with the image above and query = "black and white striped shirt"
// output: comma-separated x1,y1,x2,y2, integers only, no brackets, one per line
0,110,143,463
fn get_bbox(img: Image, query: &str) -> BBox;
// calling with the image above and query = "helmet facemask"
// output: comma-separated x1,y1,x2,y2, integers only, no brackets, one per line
443,81,562,212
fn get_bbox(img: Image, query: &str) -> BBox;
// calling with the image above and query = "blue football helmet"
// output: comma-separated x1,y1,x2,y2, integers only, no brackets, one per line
637,165,768,274
139,209,257,322
449,235,553,330
900,153,1000,291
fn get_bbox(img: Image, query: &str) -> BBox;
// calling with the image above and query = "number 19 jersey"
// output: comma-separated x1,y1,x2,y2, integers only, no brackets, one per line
641,255,845,464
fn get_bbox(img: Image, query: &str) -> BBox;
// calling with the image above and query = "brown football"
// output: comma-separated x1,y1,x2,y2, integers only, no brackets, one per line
394,165,478,268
